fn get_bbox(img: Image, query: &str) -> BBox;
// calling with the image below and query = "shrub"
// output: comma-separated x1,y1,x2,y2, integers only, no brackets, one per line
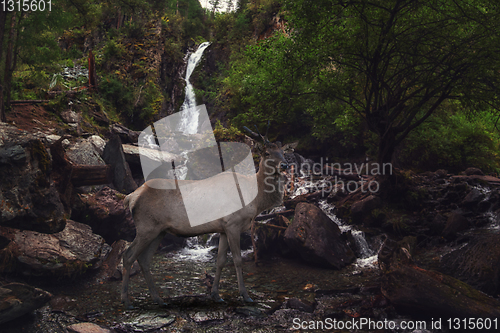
398,110,500,173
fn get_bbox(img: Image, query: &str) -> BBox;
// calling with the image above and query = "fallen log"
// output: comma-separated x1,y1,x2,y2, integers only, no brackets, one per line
71,165,113,187
284,191,324,210
11,100,49,104
255,209,294,221
255,222,287,230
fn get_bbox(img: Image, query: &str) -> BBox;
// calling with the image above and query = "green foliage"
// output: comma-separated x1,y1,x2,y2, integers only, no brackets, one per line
99,75,134,117
213,120,245,142
11,67,51,100
399,109,500,173
103,39,126,61
224,0,500,166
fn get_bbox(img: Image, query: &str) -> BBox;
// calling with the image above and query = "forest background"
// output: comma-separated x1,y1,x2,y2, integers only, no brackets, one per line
1,0,500,175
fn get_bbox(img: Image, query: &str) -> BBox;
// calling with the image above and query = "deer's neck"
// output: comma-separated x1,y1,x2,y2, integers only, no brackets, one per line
255,158,285,213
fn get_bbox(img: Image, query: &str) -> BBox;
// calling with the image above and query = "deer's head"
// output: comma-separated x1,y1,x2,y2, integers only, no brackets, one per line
244,123,298,174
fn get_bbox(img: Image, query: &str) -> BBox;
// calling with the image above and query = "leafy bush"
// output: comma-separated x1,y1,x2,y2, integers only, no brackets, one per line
213,120,245,142
103,39,126,61
99,75,134,117
398,110,500,173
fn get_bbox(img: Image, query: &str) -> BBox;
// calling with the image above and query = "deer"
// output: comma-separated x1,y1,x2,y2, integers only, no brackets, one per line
121,125,297,309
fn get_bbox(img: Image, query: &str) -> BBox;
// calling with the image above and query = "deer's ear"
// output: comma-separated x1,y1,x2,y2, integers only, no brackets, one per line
275,141,282,148
283,141,298,153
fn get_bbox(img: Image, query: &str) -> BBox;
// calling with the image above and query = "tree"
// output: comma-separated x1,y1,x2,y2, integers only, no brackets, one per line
0,3,79,122
229,0,500,165
209,0,221,15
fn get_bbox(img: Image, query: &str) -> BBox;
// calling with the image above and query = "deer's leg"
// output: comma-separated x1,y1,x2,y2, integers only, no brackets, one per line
226,229,253,302
137,232,165,306
121,231,161,309
251,219,258,264
211,233,229,302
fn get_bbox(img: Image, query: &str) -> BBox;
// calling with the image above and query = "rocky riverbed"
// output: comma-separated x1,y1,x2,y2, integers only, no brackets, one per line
3,117,500,332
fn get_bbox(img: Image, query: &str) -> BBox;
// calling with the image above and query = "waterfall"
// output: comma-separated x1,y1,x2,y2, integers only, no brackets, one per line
178,42,211,134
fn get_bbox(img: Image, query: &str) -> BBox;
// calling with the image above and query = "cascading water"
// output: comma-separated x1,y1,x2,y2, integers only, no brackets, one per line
178,42,211,134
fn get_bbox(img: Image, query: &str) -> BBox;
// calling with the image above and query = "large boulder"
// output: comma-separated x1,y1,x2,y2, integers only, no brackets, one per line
0,220,106,276
382,261,500,318
103,135,137,194
66,138,106,166
71,186,136,243
284,203,355,269
110,123,140,144
0,123,65,233
122,143,184,180
380,240,500,318
0,282,52,324
441,234,500,296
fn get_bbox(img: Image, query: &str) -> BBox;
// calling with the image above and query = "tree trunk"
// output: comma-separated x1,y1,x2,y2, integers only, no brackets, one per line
377,129,397,166
3,13,21,121
0,11,9,122
88,50,98,91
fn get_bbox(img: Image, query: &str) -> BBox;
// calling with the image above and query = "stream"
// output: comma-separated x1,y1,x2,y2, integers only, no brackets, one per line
2,171,389,333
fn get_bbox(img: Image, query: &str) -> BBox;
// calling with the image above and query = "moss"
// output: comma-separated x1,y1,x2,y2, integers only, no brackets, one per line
31,140,50,175
213,120,245,142
63,259,92,278
31,140,51,187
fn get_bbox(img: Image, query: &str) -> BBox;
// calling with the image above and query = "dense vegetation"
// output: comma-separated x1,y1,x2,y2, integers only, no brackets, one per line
1,0,500,173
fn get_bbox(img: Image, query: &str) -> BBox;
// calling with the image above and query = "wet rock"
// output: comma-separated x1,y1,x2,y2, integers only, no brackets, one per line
267,308,315,329
66,139,106,166
103,135,137,194
381,240,500,318
350,195,381,225
285,298,316,313
110,124,140,144
190,310,226,322
465,167,484,176
0,220,105,276
442,211,470,238
49,295,78,313
460,188,484,208
114,311,175,332
235,306,264,317
381,260,500,318
71,186,136,243
0,123,66,233
0,282,52,324
441,234,500,296
284,203,355,269
67,322,111,333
